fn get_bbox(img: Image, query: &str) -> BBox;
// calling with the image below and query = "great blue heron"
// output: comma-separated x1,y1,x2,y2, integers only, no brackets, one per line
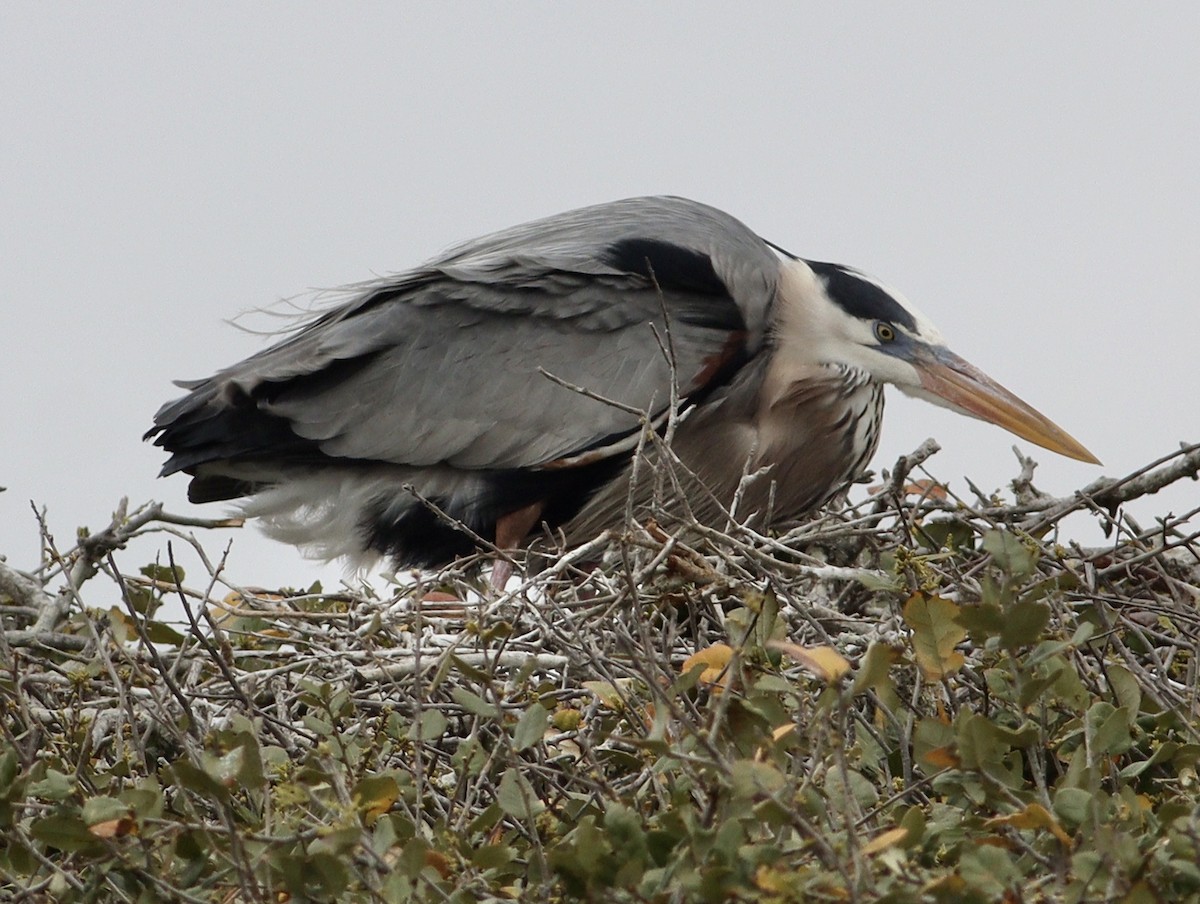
148,196,1097,569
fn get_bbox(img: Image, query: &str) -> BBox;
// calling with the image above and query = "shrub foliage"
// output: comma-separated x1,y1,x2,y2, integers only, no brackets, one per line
2,442,1198,902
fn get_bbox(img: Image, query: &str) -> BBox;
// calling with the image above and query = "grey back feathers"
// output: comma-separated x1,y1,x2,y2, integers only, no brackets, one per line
147,196,884,568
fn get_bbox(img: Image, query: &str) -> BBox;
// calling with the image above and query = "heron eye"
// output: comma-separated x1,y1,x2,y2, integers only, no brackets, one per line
875,322,896,343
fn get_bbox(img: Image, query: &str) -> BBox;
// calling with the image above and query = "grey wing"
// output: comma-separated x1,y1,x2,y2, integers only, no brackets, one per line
149,196,780,481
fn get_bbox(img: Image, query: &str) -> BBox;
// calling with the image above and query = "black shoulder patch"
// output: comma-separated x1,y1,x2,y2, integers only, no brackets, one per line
805,261,917,332
606,238,729,297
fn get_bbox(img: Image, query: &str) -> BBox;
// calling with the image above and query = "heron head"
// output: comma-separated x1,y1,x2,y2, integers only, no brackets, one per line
784,258,1100,464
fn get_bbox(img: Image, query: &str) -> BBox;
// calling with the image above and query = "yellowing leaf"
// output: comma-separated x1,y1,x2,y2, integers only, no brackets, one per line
87,817,137,839
551,709,582,732
424,849,453,878
754,865,791,893
903,593,966,679
770,642,851,683
353,775,401,822
682,643,734,689
922,746,960,769
922,875,967,896
756,723,798,761
869,479,947,499
582,681,624,708
772,724,797,742
851,642,902,695
985,803,1072,846
977,835,1016,850
420,590,461,602
862,827,908,855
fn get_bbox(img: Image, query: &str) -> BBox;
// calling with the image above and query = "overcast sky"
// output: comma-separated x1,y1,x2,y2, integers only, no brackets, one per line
3,4,1197,594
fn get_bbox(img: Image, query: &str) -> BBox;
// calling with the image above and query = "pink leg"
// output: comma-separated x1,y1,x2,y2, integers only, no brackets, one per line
489,501,544,591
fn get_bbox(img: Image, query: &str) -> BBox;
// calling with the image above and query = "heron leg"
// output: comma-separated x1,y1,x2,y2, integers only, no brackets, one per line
490,501,545,591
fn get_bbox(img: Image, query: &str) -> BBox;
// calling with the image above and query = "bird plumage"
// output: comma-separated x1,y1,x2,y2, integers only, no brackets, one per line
148,195,1097,569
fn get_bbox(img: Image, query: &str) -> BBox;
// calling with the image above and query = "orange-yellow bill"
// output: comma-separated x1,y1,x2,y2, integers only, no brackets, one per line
914,348,1100,464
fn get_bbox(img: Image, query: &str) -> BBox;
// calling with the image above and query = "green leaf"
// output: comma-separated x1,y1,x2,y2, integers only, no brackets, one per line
753,585,786,649
144,620,186,645
913,718,956,768
982,529,1036,576
81,796,126,826
1069,621,1097,645
856,570,903,592
451,655,498,683
31,812,96,852
174,828,207,861
730,760,787,798
208,745,246,786
851,642,901,696
918,519,975,552
211,731,266,791
1018,667,1065,710
987,720,1040,748
959,842,1020,897
409,708,449,741
170,759,230,803
956,711,1009,774
473,843,515,870
1120,740,1177,779
1107,665,1142,723
604,801,646,851
823,765,878,809
513,702,550,752
398,836,430,879
496,768,543,819
309,823,363,857
279,850,350,902
119,787,162,818
1052,787,1094,827
451,687,501,719
29,768,74,801
1050,661,1091,712
140,563,184,585
467,801,504,837
549,816,610,894
999,600,1051,649
903,593,966,679
124,586,159,616
0,749,18,796
452,737,488,778
1021,571,1080,602
956,602,1005,642
899,805,926,846
1087,702,1134,756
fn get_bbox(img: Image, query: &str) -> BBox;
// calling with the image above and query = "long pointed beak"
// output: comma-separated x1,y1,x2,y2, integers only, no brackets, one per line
912,347,1100,464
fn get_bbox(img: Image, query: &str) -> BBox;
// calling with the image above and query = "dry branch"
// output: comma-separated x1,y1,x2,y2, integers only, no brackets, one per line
1,439,1198,900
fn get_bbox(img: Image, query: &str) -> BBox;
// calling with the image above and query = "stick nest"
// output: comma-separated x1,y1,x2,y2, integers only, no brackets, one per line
2,441,1199,902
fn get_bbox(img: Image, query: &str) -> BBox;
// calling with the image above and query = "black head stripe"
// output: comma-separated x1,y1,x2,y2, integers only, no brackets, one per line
805,261,917,332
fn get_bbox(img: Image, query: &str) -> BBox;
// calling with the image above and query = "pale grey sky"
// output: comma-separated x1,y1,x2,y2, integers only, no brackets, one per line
3,4,1197,592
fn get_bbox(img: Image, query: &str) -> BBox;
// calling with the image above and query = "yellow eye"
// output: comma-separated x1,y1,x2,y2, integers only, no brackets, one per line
875,322,896,343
